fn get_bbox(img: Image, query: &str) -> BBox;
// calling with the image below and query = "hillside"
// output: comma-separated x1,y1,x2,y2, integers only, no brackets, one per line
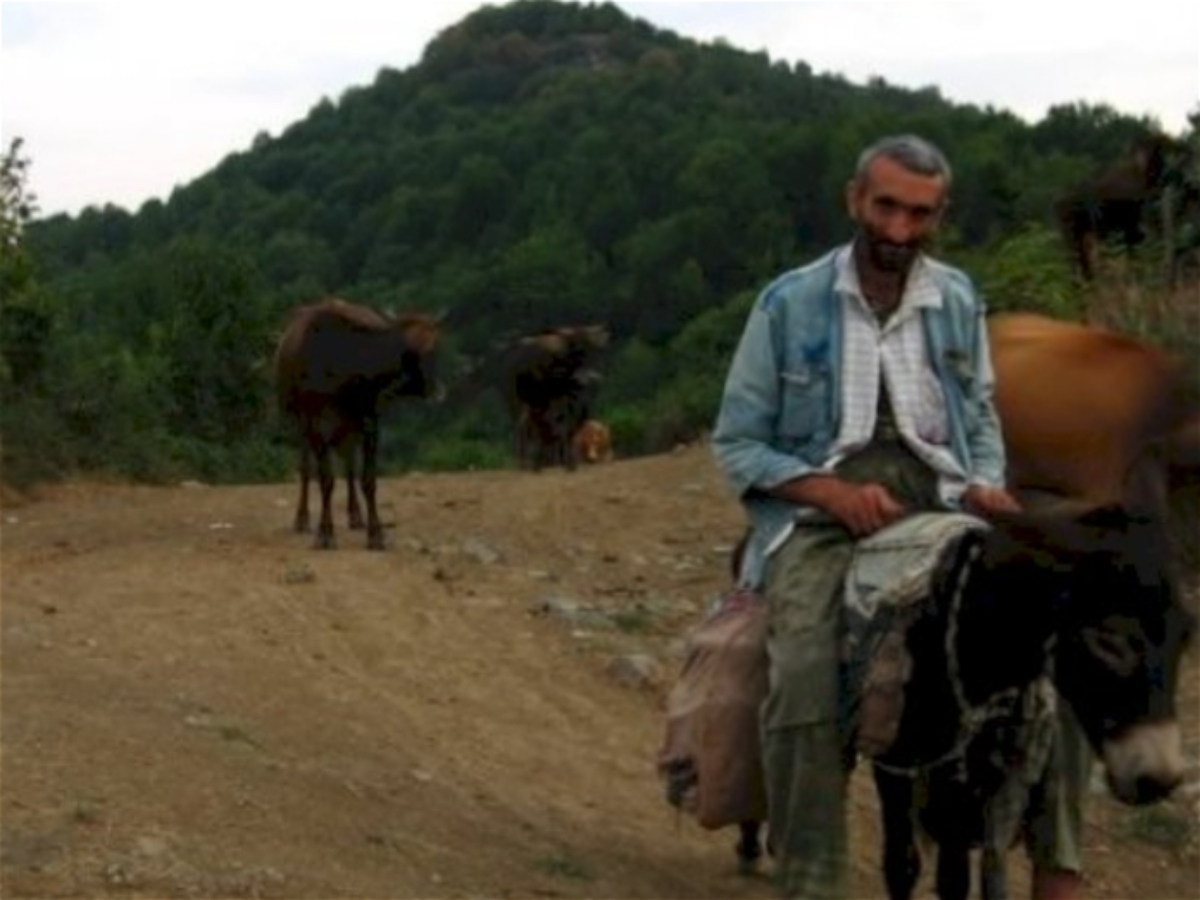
12,0,1188,490
2,447,1198,898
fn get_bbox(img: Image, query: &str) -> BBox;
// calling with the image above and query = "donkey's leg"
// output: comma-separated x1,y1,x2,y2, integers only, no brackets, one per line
735,821,763,876
980,843,1009,900
361,416,385,551
873,766,922,900
934,840,972,900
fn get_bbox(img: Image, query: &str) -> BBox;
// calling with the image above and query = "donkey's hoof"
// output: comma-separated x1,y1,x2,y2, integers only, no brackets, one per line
736,856,761,877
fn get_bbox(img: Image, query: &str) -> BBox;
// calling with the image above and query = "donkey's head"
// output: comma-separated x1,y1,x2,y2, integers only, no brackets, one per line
992,503,1194,804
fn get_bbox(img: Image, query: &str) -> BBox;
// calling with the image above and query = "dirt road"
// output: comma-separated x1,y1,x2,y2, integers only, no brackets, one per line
2,446,1196,898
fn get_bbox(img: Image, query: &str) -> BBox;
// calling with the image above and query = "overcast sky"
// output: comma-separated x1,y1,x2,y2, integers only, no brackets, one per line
3,1,1197,218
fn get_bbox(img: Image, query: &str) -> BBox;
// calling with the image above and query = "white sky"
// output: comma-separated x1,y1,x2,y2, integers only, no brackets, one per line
2,1,1198,218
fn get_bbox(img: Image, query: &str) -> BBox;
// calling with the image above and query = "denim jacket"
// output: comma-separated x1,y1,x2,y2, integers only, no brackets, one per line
711,247,1008,588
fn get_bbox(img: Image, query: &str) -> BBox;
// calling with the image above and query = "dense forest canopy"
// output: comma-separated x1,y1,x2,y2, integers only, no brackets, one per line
2,0,1197,487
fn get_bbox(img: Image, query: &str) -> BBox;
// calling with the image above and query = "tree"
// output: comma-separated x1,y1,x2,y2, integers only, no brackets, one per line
1,137,37,253
0,137,45,390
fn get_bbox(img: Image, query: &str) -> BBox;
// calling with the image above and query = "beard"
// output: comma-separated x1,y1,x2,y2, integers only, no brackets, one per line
857,227,922,273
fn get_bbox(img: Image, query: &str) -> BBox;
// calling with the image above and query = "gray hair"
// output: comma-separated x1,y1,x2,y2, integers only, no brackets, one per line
854,134,953,190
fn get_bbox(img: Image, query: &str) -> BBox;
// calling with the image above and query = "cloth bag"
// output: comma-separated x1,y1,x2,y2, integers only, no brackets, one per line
657,588,769,829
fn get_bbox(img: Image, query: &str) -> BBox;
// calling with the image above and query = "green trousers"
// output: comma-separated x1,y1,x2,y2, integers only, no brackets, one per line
762,522,857,900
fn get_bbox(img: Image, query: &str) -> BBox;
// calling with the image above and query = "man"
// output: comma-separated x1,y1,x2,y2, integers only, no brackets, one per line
710,134,1083,900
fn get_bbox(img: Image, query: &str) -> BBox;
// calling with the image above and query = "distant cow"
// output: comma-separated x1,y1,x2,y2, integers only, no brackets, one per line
274,298,443,550
505,324,608,471
572,418,614,465
1054,132,1185,281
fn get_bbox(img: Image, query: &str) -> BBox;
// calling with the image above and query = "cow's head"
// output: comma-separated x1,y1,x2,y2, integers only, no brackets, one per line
391,312,446,402
1044,505,1195,804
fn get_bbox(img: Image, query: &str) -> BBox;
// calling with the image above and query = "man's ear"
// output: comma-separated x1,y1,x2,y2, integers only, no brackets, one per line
932,195,951,227
845,179,860,220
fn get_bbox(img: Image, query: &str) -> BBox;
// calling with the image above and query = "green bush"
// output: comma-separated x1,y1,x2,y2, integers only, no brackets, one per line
412,437,511,472
955,224,1084,319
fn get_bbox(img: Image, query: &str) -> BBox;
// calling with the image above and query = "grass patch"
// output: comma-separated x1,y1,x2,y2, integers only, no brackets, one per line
216,723,262,749
70,796,104,825
534,851,593,881
612,604,656,634
1117,803,1199,854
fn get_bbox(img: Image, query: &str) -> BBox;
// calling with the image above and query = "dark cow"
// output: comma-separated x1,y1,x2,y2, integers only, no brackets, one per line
1055,132,1185,281
274,298,443,550
504,324,608,471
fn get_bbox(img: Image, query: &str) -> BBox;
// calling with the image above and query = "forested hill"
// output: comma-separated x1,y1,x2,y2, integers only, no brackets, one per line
3,0,1191,487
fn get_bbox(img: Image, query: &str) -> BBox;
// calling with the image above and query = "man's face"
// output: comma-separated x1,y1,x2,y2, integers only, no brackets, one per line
846,155,947,273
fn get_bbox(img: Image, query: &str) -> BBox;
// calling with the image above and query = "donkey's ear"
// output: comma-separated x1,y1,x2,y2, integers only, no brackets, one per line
1073,503,1160,536
1074,503,1133,531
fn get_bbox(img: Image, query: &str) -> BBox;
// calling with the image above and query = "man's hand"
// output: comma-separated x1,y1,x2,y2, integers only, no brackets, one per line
964,484,1023,515
774,475,905,537
827,482,907,536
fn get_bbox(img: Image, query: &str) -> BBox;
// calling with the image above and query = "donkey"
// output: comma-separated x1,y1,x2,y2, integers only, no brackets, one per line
274,298,443,550
724,502,1191,900
867,501,1191,900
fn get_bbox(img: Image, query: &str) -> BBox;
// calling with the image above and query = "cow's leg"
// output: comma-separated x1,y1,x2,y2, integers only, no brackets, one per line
735,820,763,876
873,766,922,900
559,417,577,472
517,409,535,471
528,411,547,473
362,417,385,551
294,441,312,532
313,439,337,550
339,437,364,529
1080,231,1098,281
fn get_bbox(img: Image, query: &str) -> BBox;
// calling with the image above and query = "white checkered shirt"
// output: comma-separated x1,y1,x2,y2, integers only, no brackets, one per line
826,247,969,498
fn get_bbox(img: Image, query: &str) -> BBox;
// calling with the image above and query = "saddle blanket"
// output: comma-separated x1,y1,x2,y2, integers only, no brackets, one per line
842,511,990,756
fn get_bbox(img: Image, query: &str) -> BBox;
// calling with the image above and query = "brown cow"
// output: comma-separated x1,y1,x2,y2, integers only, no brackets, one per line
275,298,443,550
572,418,613,465
275,299,386,534
988,311,1200,511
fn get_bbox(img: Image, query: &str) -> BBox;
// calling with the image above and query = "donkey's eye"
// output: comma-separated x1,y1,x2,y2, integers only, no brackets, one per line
1082,620,1141,676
